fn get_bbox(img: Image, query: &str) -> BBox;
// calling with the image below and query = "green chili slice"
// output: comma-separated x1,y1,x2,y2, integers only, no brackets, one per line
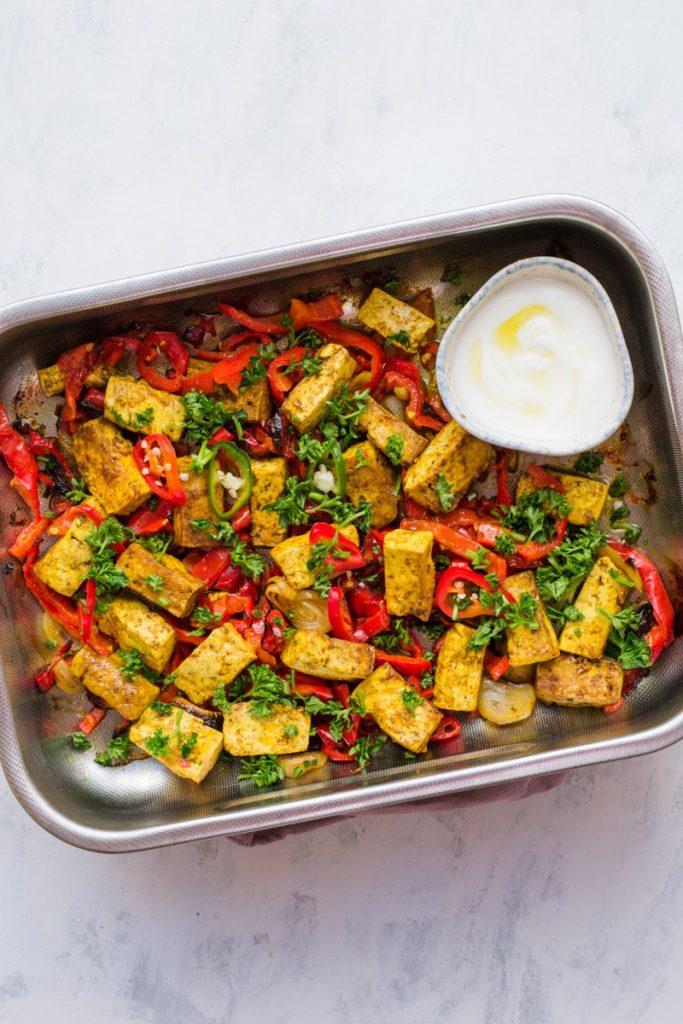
208,441,253,521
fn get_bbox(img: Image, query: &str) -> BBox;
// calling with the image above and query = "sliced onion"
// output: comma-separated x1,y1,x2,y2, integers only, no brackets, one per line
39,611,68,649
477,677,536,726
53,658,86,694
265,579,331,632
277,751,329,779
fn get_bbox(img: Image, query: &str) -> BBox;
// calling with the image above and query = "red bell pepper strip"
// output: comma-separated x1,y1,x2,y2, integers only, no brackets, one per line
28,430,75,483
100,334,141,365
0,402,41,517
213,562,243,592
327,586,356,641
261,609,287,653
80,387,106,411
126,500,174,536
495,450,512,507
292,677,336,702
49,502,104,536
355,603,391,641
309,523,365,573
194,330,263,360
132,434,187,506
318,323,386,391
372,650,432,675
484,650,510,681
603,697,626,715
8,517,49,560
400,518,506,581
376,359,443,431
431,716,462,742
58,343,94,428
527,463,565,493
136,332,189,392
178,368,215,396
435,560,515,620
289,295,344,329
349,586,385,619
81,578,97,644
186,547,233,588
315,724,356,762
267,346,308,402
515,518,568,563
219,303,289,336
208,427,235,446
211,342,261,391
425,390,450,424
230,505,252,533
607,542,675,664
34,639,71,692
77,706,107,736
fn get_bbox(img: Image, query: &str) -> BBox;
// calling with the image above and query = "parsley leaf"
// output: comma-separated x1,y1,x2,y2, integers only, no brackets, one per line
245,663,296,718
116,648,161,684
435,472,456,511
535,521,605,606
349,732,387,770
85,518,130,595
493,532,517,556
574,451,604,474
181,389,245,445
401,688,424,715
65,477,89,504
144,729,170,758
143,573,164,592
238,755,284,788
191,519,265,578
150,700,173,716
470,547,490,570
609,474,628,498
239,340,277,390
319,386,370,450
603,606,651,670
137,532,172,559
623,524,642,544
385,330,411,348
385,433,404,466
95,735,132,766
501,488,572,543
212,683,231,712
69,731,92,750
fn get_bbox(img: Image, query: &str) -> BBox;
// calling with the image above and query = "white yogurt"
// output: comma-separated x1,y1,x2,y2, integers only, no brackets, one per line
437,260,632,454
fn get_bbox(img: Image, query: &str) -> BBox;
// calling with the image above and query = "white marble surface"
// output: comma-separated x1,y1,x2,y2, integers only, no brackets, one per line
2,2,683,1022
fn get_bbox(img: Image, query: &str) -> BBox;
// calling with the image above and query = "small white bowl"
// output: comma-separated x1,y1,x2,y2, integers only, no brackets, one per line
435,256,634,456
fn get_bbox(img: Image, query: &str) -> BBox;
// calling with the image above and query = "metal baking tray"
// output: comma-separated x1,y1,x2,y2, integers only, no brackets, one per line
1,194,682,852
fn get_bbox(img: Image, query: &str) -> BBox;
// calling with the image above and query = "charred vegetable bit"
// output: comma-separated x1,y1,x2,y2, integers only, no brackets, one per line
3,286,674,792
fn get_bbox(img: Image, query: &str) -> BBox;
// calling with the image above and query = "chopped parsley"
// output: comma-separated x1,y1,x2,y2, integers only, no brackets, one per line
469,586,539,650
144,729,170,758
401,688,424,715
535,521,605,606
441,265,461,286
372,617,411,653
385,330,411,348
134,407,155,430
609,474,628,498
212,683,231,712
95,734,132,766
245,663,296,718
546,603,584,628
501,488,572,543
385,433,404,466
307,531,351,597
603,606,651,670
319,386,370,451
610,505,629,527
623,524,642,544
65,477,89,504
137,532,172,559
238,755,284,788
187,605,222,637
435,472,456,511
354,447,370,469
574,451,604,474
143,573,164,592
240,340,277,390
191,518,265,578
382,279,400,296
283,724,299,738
85,518,130,595
470,547,490,570
116,648,161,683
349,732,387,770
150,700,173,716
69,731,92,750
181,389,245,444
493,532,517,556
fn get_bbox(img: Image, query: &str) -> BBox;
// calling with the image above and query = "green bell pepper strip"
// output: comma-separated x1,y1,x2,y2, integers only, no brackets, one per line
305,440,346,500
208,442,253,521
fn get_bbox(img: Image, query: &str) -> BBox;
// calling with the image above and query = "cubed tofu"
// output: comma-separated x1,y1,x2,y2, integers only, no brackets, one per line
72,418,152,516
355,663,442,753
271,525,359,590
536,653,624,707
220,379,272,423
281,343,357,433
129,704,223,783
97,596,176,673
250,458,287,547
343,441,398,528
358,397,427,466
403,420,495,513
559,556,630,659
173,622,256,704
33,500,105,597
104,375,185,441
383,529,435,621
503,663,537,685
70,646,159,719
516,471,609,526
409,289,437,344
173,456,222,549
38,352,110,397
357,288,435,349
433,623,485,711
505,571,560,667
282,630,375,680
223,702,310,756
116,542,204,619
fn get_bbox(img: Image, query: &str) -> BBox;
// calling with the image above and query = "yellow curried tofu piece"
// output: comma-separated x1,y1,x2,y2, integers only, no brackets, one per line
220,379,272,424
403,420,495,513
505,571,560,667
271,525,359,590
71,646,160,719
383,529,435,621
516,471,609,527
559,556,630,660
357,288,435,350
343,441,398,528
33,500,105,597
173,622,256,705
104,375,185,440
97,596,176,673
250,458,287,547
355,664,442,753
433,623,485,711
38,353,110,397
536,653,624,707
281,344,357,433
129,704,223,783
116,543,204,619
358,397,427,466
223,702,311,756
282,630,375,680
72,418,152,516
173,456,222,549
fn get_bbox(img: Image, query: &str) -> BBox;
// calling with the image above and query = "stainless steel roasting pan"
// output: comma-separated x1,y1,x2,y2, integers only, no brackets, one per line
1,194,681,852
